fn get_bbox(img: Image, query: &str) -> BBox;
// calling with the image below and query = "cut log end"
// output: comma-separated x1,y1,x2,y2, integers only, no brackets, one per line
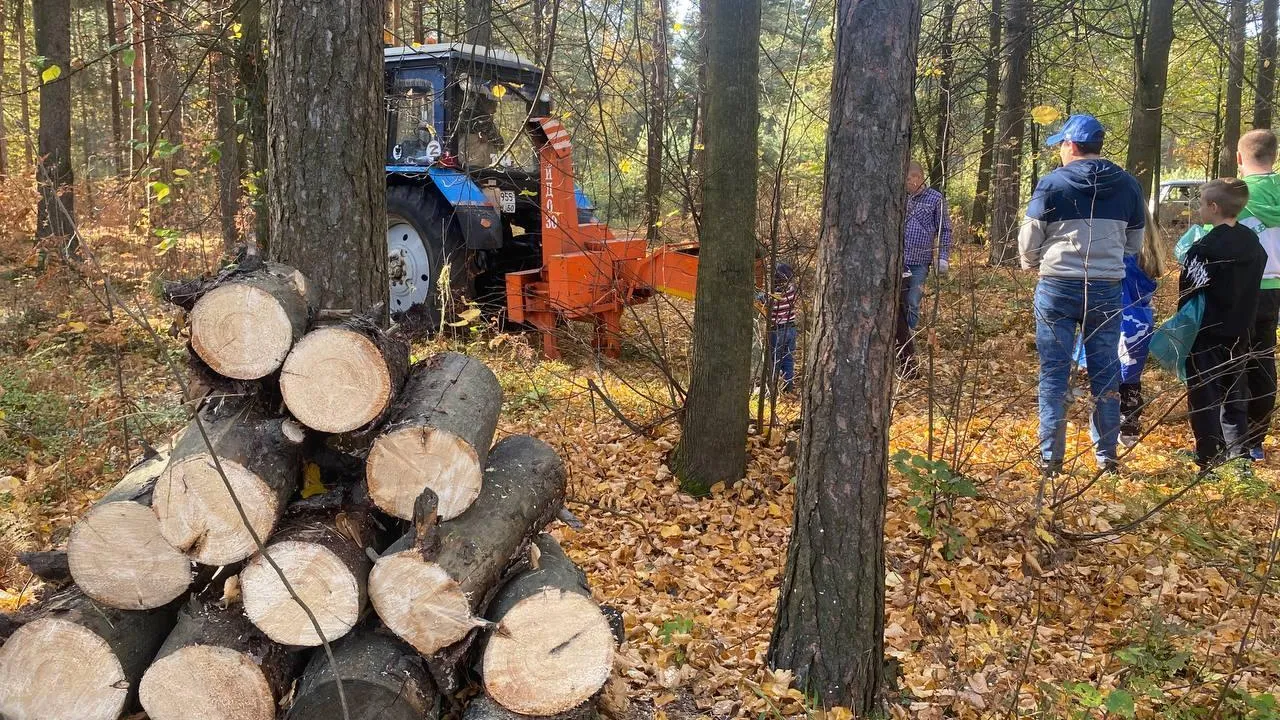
191,283,296,380
241,541,361,647
0,618,127,720
140,645,276,720
366,426,482,520
484,589,616,716
280,327,394,433
68,501,192,610
155,456,282,566
369,551,478,655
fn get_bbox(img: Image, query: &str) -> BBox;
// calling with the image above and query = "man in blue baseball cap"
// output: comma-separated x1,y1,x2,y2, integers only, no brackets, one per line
1019,113,1146,477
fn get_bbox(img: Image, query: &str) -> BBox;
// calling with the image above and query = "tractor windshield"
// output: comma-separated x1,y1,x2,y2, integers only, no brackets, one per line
454,80,538,172
387,73,440,166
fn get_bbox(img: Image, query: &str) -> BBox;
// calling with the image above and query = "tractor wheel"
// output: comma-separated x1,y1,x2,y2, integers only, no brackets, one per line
386,184,469,329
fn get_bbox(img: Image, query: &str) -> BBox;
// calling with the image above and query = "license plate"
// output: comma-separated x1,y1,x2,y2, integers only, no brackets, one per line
499,191,516,214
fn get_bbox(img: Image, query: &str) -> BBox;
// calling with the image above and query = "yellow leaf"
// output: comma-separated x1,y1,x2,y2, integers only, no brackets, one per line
1034,525,1056,545
619,158,633,173
693,142,705,151
231,22,243,39
659,524,681,538
1031,104,1062,126
446,306,483,327
491,83,507,99
672,22,684,31
300,462,326,498
41,65,62,84
66,321,88,333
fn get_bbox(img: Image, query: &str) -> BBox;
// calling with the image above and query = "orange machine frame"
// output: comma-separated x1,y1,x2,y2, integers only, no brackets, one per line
504,117,700,358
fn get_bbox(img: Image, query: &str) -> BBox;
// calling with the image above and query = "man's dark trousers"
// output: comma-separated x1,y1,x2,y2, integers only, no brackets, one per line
1246,289,1280,450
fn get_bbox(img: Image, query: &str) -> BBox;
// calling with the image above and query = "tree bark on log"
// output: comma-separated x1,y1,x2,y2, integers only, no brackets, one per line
153,400,306,566
464,693,600,720
366,352,502,520
0,586,178,720
280,315,410,435
369,434,566,657
285,629,438,720
139,596,299,720
16,549,71,585
240,507,377,647
188,262,312,380
68,447,193,609
481,534,616,717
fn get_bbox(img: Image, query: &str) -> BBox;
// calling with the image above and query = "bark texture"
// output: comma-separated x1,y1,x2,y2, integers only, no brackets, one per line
285,629,438,720
970,0,1000,228
33,0,75,252
1125,0,1174,198
644,0,670,242
1258,0,1279,129
466,0,493,45
673,0,761,494
987,0,1028,266
767,0,920,711
267,0,388,313
928,0,956,188
1220,0,1246,177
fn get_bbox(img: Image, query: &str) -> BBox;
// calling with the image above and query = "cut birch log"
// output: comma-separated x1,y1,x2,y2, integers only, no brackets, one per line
481,534,616,716
464,692,599,720
285,630,438,720
153,400,306,566
0,586,178,720
68,447,193,609
139,596,298,720
188,261,312,380
366,352,503,520
369,434,566,656
240,508,376,647
280,315,410,434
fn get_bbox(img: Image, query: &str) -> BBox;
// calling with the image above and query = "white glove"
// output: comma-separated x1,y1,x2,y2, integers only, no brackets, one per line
937,259,950,275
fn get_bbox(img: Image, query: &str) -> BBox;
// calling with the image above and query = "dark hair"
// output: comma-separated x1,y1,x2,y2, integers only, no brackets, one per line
1074,140,1104,155
1239,129,1278,166
1201,178,1250,218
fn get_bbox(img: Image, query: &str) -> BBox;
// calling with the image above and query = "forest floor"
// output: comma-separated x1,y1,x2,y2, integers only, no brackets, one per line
2,196,1279,719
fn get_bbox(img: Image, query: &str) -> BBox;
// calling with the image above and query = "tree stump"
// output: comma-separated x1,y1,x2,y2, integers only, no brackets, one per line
280,315,409,434
67,447,193,609
188,262,312,380
369,435,565,657
366,352,503,520
153,400,306,566
139,596,299,720
481,534,616,717
285,630,437,720
240,508,376,646
0,586,178,720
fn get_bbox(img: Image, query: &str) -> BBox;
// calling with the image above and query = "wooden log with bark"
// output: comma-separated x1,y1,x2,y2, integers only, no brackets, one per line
153,399,306,566
240,506,377,647
463,692,600,720
280,313,410,434
0,586,178,720
139,594,299,720
16,549,71,584
365,351,503,521
368,434,565,658
67,447,194,609
285,629,438,720
480,534,616,717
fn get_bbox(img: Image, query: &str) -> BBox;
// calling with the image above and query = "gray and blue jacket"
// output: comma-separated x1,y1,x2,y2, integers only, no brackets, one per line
1018,158,1145,280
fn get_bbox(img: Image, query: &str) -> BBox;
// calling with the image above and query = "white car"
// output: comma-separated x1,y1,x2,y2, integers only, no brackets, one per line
1152,179,1202,231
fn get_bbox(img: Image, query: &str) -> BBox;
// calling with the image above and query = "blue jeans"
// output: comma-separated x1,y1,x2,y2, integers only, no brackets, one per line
1034,278,1123,464
769,324,798,389
905,264,930,330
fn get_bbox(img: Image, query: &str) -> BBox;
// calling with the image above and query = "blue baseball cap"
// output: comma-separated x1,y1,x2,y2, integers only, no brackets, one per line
1045,114,1105,146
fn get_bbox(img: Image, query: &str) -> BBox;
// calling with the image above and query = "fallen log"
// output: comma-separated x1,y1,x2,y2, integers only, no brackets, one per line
240,507,376,647
369,434,566,657
16,549,71,585
464,692,599,720
153,400,306,566
68,448,193,609
139,595,298,720
0,586,178,720
187,261,313,380
481,534,616,717
366,352,503,520
285,629,438,720
280,314,410,434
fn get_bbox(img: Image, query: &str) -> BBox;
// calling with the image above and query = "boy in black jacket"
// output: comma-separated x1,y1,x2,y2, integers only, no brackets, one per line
1181,178,1269,466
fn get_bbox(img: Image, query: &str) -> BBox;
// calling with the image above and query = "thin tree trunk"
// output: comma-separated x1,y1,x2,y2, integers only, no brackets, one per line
153,0,185,177
0,0,8,180
1257,0,1278,129
413,0,425,43
239,0,268,246
1124,0,1174,199
1219,0,1246,177
970,0,1000,230
16,0,34,167
212,49,241,252
672,0,761,495
466,0,491,45
268,0,388,314
105,0,125,175
928,0,956,188
987,0,1028,266
532,0,547,62
768,0,920,711
129,0,146,175
644,0,669,243
33,0,76,254
73,8,94,216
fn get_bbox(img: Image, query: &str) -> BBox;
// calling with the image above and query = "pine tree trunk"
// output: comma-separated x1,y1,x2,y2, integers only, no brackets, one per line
0,0,7,180
212,48,242,252
673,0,760,495
987,0,1028,266
466,0,492,45
33,0,76,254
15,0,33,167
1257,0,1278,129
129,0,147,175
268,0,388,314
153,0,185,180
1124,0,1174,199
105,0,125,175
928,0,956,188
644,0,669,242
1220,0,1246,177
239,0,268,246
414,0,426,43
767,0,920,711
970,0,1000,231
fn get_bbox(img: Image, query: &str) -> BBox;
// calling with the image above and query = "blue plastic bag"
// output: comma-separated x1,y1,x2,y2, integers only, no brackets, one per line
1150,295,1204,382
1174,224,1208,264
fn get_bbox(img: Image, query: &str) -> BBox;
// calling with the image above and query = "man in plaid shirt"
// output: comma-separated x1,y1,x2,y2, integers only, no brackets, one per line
903,161,953,330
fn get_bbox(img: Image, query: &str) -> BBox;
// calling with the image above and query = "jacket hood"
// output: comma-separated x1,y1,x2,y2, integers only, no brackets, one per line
1242,173,1280,228
1054,158,1133,196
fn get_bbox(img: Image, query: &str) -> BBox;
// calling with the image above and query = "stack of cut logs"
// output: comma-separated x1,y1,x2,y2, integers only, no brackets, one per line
0,257,620,720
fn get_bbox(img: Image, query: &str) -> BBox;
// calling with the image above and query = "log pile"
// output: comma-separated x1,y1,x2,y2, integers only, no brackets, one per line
0,260,622,720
